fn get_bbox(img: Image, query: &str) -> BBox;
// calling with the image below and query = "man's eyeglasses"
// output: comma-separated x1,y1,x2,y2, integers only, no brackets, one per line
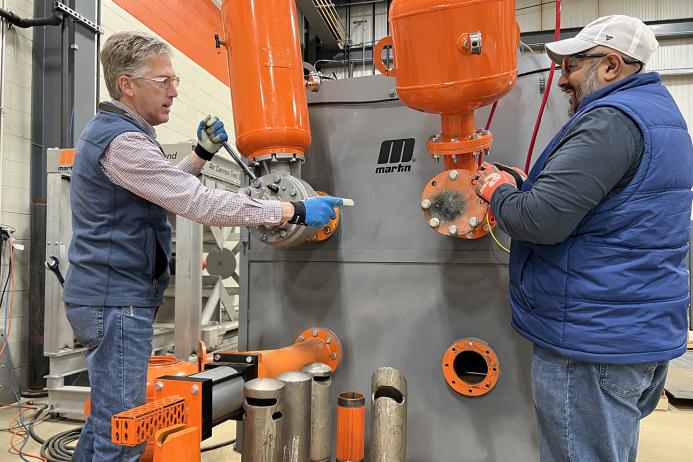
561,53,643,76
133,76,181,89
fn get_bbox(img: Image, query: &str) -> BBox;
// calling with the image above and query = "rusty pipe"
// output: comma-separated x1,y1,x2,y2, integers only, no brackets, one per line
277,371,312,462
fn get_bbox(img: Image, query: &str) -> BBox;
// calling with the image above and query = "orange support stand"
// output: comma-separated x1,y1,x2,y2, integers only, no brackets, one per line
112,327,342,461
154,424,200,462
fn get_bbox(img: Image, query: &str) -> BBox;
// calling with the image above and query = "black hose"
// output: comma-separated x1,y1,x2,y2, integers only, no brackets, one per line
0,8,62,28
201,438,237,452
40,427,81,462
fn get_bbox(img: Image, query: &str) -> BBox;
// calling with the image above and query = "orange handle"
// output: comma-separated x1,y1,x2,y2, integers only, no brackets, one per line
373,35,396,77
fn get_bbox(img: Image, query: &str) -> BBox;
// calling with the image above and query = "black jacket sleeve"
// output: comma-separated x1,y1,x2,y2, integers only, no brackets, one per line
490,107,643,245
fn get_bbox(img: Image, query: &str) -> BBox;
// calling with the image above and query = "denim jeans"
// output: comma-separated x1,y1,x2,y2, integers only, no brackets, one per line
532,345,668,462
65,305,156,462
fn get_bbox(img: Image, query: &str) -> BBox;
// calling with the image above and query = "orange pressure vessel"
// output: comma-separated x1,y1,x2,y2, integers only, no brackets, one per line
220,0,311,161
376,0,519,117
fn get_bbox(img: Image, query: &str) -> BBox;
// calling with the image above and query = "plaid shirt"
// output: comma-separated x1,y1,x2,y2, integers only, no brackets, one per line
99,101,282,227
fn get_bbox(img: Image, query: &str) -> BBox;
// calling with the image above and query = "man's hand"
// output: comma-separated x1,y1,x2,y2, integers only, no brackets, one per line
475,162,527,203
195,115,229,160
289,196,343,227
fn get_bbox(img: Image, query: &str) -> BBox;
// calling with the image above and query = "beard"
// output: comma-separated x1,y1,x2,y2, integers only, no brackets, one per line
567,60,602,116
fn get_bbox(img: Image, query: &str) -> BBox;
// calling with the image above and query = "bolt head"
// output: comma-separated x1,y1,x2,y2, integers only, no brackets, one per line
421,199,431,210
214,354,221,361
465,232,474,239
298,335,305,342
325,336,332,344
245,356,253,363
429,218,440,228
259,233,267,241
469,217,479,227
331,352,338,360
279,230,288,238
155,381,164,391
273,175,281,183
191,384,199,394
449,225,458,235
289,189,297,197
468,342,473,347
312,329,318,337
448,170,459,180
388,89,397,97
323,226,332,234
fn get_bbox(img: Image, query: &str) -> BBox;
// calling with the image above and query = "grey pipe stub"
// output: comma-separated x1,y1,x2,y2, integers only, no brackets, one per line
301,362,333,378
244,377,285,399
277,370,312,383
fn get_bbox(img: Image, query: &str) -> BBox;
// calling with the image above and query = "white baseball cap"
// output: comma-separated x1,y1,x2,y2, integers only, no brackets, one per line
545,15,658,65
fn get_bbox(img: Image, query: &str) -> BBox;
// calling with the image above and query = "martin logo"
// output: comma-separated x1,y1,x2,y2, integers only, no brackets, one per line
375,138,415,174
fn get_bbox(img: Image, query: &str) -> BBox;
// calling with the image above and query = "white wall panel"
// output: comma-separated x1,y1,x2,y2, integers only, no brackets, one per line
597,0,657,21
517,0,542,32
648,38,693,73
662,75,693,135
544,0,598,29
657,0,693,20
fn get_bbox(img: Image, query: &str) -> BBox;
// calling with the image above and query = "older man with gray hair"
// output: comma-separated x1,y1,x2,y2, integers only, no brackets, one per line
475,15,693,461
63,32,342,461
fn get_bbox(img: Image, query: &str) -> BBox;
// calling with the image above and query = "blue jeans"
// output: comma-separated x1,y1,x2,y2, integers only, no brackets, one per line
532,345,668,462
66,305,156,462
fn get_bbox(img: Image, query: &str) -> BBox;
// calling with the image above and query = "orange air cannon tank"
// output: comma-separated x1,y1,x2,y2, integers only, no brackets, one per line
220,0,311,162
375,0,520,239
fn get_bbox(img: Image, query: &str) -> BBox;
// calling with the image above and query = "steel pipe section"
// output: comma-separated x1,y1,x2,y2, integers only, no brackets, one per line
277,371,312,462
301,362,333,462
369,367,407,462
242,378,285,462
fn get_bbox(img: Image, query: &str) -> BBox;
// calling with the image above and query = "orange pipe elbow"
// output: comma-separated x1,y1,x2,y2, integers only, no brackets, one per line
251,327,342,377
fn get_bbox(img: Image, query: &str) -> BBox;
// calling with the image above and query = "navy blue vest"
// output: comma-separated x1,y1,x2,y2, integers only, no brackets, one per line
509,72,693,364
63,106,171,307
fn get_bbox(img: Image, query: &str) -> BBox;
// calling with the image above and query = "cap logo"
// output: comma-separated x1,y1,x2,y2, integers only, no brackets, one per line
605,34,613,41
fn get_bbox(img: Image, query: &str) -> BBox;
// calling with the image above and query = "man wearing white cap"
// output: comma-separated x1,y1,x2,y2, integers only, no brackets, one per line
475,15,693,461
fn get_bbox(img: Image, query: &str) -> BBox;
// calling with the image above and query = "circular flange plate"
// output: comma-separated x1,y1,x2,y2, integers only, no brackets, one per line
421,169,494,239
308,191,342,243
295,326,343,371
442,337,500,397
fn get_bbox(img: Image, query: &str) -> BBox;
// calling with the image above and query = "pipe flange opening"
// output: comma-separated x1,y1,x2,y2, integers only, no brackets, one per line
442,338,499,397
421,170,489,238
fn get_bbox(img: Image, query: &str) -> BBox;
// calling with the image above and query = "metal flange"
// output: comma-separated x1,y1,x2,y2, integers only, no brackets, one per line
295,327,343,371
442,337,500,397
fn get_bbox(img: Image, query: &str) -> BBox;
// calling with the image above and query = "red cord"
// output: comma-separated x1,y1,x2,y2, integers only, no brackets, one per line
479,101,499,166
523,0,561,173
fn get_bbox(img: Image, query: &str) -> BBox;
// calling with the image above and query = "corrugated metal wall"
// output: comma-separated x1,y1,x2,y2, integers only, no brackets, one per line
324,0,693,128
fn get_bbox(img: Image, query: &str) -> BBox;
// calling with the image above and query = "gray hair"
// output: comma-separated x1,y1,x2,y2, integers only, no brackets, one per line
101,32,172,99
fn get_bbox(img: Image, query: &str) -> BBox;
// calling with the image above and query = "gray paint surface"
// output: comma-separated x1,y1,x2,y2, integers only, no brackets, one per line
241,55,569,461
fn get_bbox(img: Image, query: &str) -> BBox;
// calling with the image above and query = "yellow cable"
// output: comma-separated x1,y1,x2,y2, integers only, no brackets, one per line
486,213,510,253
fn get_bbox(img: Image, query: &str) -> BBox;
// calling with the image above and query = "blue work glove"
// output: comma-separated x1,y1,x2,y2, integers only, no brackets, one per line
289,196,343,227
194,115,228,160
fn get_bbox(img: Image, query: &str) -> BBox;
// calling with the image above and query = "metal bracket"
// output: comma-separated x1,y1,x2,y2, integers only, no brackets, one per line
53,1,102,34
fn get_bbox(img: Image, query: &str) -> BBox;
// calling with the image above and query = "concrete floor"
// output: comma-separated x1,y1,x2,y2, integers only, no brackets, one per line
0,399,691,461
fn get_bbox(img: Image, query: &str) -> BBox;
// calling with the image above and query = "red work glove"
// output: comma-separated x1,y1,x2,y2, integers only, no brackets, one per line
475,162,527,203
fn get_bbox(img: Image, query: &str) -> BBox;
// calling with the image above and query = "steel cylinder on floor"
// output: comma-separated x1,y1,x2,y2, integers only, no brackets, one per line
369,367,408,462
336,392,365,462
277,371,312,462
242,378,285,462
301,362,333,462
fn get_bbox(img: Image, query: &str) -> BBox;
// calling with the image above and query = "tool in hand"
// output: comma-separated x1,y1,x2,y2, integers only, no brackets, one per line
220,141,280,193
